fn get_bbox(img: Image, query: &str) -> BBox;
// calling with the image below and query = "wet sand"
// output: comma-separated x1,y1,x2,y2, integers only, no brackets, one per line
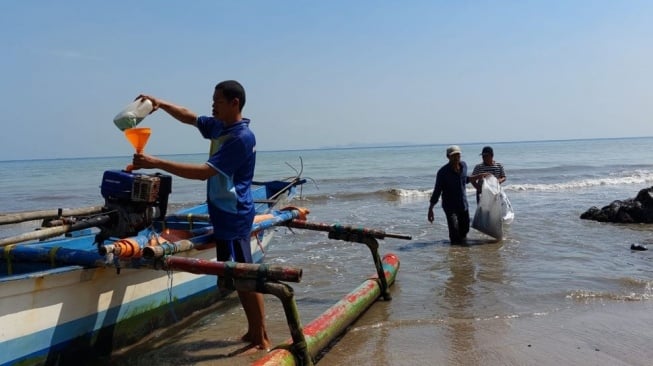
319,300,653,366
98,292,268,366
103,290,653,366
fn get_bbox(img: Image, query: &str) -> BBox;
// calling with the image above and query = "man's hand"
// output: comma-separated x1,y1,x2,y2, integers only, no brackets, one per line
427,207,435,223
132,154,160,170
470,172,491,184
136,95,161,114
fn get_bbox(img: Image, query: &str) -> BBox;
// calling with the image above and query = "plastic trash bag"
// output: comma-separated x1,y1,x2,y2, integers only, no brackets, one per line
500,189,514,224
472,175,513,239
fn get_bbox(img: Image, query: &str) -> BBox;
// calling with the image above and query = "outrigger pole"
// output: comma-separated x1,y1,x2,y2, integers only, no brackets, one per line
253,253,401,366
286,220,412,240
247,220,409,365
0,205,104,226
154,219,409,366
286,219,411,300
149,256,312,365
159,256,302,283
0,215,110,247
100,208,310,259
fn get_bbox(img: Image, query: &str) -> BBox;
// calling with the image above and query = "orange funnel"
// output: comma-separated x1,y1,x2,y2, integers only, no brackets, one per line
124,127,151,154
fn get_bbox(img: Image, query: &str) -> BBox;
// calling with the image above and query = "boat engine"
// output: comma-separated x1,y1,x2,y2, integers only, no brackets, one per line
96,169,172,242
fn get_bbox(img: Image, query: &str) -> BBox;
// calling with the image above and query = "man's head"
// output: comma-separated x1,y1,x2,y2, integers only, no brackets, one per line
446,145,461,157
481,146,493,164
216,80,246,110
446,145,462,162
212,80,246,122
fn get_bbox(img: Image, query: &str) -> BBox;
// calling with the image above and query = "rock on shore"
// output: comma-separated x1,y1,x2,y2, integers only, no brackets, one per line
580,186,653,223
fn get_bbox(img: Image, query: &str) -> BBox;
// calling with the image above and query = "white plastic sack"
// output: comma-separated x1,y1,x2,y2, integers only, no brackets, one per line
472,175,513,239
500,189,514,224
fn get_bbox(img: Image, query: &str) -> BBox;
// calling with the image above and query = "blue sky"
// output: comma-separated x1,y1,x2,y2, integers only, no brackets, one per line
1,1,652,160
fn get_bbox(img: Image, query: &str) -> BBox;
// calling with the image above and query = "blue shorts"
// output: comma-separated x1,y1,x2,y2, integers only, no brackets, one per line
216,237,253,263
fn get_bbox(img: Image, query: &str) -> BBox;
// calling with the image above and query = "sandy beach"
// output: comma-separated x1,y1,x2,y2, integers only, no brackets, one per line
102,289,653,366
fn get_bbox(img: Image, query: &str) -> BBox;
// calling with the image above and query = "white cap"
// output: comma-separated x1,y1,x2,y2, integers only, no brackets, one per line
446,145,461,157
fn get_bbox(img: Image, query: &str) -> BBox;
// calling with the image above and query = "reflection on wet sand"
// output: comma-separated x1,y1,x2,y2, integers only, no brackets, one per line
444,246,476,363
444,241,506,364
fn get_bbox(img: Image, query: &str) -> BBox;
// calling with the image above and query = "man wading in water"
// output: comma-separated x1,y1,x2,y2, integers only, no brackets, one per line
427,145,487,244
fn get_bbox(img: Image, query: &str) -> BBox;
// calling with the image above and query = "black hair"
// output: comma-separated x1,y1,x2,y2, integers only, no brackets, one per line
215,80,246,111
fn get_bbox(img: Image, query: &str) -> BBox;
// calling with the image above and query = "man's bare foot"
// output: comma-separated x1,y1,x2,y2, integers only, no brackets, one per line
240,332,270,351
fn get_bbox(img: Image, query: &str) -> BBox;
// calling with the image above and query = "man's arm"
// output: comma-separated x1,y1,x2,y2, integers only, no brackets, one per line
427,173,443,223
498,164,507,184
471,165,482,190
469,172,490,185
132,154,215,180
137,95,198,126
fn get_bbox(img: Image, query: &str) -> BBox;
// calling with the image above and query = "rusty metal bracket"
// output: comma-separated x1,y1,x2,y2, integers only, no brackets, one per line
234,279,313,366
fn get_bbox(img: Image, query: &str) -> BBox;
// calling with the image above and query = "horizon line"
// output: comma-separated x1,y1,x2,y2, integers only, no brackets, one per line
2,135,651,163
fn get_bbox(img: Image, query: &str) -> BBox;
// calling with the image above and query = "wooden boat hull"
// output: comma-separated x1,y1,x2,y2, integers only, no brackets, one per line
0,179,303,366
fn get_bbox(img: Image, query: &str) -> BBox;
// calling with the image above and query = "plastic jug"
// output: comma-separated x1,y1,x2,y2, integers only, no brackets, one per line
113,99,154,131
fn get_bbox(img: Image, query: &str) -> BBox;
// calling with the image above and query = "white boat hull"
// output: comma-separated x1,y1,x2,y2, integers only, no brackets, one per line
0,231,276,366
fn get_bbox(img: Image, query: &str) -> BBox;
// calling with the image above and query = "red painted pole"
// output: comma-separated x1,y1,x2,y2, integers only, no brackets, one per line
252,253,400,366
163,256,302,283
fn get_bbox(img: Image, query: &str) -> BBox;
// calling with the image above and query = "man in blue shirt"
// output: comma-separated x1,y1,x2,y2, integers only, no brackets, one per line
427,145,487,244
131,80,269,351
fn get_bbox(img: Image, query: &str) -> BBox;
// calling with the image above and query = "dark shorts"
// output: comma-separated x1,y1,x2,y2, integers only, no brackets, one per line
444,209,470,244
216,237,253,263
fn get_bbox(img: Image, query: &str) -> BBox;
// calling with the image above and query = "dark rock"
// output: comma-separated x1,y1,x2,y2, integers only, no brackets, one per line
580,186,653,223
630,243,648,251
635,189,653,206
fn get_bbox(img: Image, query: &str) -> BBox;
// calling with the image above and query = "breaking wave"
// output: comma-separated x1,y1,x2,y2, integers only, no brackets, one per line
298,169,653,202
507,169,653,192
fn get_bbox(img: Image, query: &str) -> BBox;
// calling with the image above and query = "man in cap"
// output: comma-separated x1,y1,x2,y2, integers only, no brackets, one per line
471,146,506,203
131,80,271,351
427,145,487,244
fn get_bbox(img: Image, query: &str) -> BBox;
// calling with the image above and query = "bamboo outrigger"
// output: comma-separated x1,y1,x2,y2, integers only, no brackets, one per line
0,205,104,226
247,220,410,366
254,253,400,366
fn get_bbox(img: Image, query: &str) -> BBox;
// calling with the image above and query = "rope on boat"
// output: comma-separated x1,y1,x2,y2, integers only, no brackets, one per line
49,246,60,268
4,244,15,275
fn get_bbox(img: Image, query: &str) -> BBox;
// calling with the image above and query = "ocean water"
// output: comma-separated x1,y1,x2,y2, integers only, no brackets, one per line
2,137,653,365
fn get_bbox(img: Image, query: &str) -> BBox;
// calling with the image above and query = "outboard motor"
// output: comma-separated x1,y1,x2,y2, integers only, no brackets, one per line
96,169,172,243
